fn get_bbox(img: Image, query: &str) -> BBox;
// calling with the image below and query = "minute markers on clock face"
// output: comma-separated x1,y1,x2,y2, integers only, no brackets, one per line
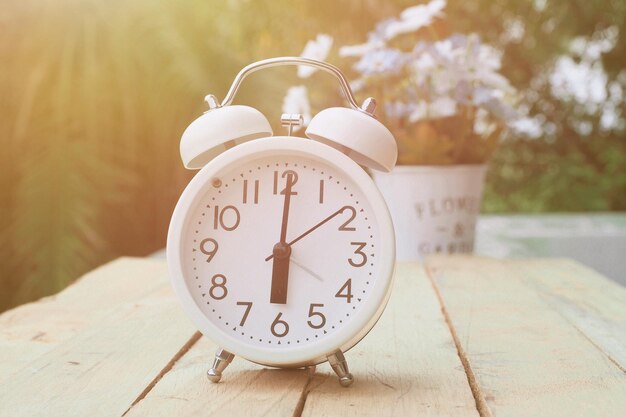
183,155,379,347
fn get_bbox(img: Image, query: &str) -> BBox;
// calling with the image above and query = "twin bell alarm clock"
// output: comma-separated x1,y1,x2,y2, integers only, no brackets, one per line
167,57,397,386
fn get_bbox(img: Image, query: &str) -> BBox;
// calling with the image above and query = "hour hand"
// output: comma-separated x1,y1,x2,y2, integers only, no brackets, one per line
269,173,295,304
270,243,291,304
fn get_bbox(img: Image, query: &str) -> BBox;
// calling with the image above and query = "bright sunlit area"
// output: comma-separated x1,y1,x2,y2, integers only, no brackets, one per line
1,1,624,415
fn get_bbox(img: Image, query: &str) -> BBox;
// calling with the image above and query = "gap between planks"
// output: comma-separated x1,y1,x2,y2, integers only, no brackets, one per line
425,256,626,417
425,264,493,417
290,366,318,417
123,258,625,416
126,263,479,417
567,325,626,373
122,331,203,416
123,335,320,417
298,263,479,417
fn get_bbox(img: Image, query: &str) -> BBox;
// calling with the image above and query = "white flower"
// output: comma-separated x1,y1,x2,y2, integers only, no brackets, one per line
501,17,525,44
454,80,474,105
475,44,502,71
430,96,457,118
433,39,457,61
349,78,366,93
282,86,311,130
292,1,519,130
409,52,437,86
549,55,608,104
475,70,514,93
408,101,428,122
385,101,416,119
569,26,618,61
298,34,333,78
431,70,458,95
473,108,498,136
510,116,543,138
371,18,399,42
354,48,406,76
476,91,518,122
339,38,385,58
408,97,457,122
472,86,495,105
384,0,446,40
412,51,437,72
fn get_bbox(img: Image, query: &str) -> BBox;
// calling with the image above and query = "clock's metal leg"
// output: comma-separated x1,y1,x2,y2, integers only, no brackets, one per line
327,350,353,387
207,348,234,383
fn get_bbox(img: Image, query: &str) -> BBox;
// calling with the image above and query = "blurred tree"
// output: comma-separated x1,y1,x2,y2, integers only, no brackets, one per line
0,0,624,312
0,0,387,311
445,0,626,211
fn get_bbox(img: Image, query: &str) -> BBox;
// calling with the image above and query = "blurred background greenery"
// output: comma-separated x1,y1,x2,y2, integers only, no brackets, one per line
1,0,624,312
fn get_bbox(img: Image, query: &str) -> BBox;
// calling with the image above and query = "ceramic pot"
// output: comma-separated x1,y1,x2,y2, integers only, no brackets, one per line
373,165,487,261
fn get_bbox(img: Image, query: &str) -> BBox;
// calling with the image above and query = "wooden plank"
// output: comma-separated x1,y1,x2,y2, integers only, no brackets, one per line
0,265,197,417
0,257,169,381
426,256,626,417
301,264,480,417
125,337,312,417
514,259,626,371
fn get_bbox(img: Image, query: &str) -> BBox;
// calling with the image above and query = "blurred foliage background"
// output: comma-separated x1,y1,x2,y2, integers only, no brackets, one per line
0,0,624,312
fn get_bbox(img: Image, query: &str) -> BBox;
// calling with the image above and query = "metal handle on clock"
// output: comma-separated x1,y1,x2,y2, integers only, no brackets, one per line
211,57,374,116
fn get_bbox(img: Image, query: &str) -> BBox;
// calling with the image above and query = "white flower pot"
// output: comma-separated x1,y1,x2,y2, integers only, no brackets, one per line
372,165,487,261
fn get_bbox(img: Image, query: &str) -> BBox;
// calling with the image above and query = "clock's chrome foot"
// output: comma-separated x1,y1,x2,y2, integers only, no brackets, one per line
207,348,234,383
327,350,353,387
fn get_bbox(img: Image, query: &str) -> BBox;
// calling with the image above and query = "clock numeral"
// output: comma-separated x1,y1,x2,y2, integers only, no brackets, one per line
338,206,357,231
242,179,259,204
270,312,289,337
236,301,253,326
274,170,298,195
335,279,353,303
199,238,218,262
319,180,324,204
213,205,240,231
348,242,367,267
307,303,326,329
209,274,228,300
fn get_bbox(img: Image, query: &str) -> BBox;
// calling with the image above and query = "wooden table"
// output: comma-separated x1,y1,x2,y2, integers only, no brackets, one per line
1,256,625,416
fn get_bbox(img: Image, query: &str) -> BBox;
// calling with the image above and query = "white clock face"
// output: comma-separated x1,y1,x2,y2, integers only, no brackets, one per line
169,138,394,366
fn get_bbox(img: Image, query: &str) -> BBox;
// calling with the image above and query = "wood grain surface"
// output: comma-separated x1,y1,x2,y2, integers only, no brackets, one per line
1,256,624,417
0,258,170,383
301,264,479,417
426,256,626,417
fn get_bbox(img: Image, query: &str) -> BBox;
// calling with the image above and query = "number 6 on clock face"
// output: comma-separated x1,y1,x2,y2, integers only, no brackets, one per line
168,137,395,367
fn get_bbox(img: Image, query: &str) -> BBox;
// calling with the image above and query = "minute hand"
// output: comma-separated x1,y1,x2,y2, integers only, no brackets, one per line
265,206,352,262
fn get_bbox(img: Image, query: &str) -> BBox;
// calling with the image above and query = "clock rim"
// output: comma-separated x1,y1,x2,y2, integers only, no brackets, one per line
167,136,396,367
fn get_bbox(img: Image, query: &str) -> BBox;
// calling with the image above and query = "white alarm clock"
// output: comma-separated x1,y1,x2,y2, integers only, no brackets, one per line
167,57,397,386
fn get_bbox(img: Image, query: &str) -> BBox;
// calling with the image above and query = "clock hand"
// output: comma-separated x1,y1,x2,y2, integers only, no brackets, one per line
265,205,351,262
290,257,324,282
278,175,294,244
270,173,295,304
